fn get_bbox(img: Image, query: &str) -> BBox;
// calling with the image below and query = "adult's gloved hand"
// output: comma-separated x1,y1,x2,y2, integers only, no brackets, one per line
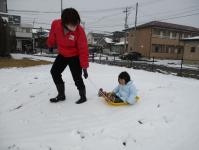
49,47,53,53
83,69,88,79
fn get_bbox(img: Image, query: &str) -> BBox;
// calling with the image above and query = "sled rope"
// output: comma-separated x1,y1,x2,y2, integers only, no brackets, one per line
87,77,110,100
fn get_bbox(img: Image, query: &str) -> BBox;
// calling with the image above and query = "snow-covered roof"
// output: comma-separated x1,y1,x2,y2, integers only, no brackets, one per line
43,29,50,33
114,41,128,45
32,29,49,34
88,32,113,37
32,29,37,34
104,37,114,44
182,36,199,40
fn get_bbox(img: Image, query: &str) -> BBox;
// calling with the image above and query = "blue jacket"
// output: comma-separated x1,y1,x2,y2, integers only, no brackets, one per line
113,81,137,105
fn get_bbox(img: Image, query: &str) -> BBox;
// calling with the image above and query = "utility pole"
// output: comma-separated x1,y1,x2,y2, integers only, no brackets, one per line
39,26,43,54
133,2,138,52
81,21,85,29
123,7,130,54
61,0,63,14
32,18,35,53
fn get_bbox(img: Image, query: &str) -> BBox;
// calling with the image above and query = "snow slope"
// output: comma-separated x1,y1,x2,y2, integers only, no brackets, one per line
0,54,199,150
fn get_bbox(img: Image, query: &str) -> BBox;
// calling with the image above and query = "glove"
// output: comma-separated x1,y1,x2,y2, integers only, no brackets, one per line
83,69,88,79
49,48,53,53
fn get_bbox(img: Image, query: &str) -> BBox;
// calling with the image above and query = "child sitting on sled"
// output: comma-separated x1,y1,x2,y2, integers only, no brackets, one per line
98,71,138,105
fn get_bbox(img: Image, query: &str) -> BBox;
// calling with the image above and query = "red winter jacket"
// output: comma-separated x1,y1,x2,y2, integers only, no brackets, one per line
47,19,89,68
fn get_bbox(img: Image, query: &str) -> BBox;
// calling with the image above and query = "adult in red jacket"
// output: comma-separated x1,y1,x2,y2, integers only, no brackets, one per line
47,8,89,104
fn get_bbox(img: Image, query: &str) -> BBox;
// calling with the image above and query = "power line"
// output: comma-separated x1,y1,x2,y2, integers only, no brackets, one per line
80,6,135,13
130,11,199,28
139,7,199,19
87,24,123,29
158,12,199,21
26,11,199,30
87,11,199,30
139,0,165,7
11,2,199,31
88,12,125,25
8,6,134,14
8,9,60,14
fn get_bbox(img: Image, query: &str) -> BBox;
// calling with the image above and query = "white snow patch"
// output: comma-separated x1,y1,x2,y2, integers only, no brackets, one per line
0,54,199,150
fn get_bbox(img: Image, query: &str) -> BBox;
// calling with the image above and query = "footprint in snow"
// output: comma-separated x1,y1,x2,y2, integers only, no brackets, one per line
162,116,169,123
122,141,127,146
77,130,85,139
8,144,20,150
138,120,144,124
71,130,86,140
30,95,35,98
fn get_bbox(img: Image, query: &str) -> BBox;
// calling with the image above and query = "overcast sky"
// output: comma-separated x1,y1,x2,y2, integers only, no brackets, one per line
7,0,199,33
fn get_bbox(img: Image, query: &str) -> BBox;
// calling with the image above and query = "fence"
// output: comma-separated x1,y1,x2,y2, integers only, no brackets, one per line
89,52,199,79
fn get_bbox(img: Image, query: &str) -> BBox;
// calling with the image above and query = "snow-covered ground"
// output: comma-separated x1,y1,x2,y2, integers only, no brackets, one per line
0,54,199,150
91,54,199,70
150,59,199,70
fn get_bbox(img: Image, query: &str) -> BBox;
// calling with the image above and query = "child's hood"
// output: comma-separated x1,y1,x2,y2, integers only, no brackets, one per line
126,80,133,86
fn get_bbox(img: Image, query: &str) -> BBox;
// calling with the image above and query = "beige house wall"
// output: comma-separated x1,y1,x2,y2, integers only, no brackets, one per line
127,27,198,59
183,41,199,64
128,28,151,57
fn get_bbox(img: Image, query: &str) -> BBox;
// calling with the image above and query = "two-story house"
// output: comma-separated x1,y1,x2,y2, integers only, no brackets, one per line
128,21,199,59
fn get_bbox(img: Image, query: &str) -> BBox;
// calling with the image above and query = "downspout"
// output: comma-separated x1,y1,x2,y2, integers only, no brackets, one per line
149,27,152,59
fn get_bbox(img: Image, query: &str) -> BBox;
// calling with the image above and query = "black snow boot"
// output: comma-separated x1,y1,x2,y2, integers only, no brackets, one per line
50,83,66,103
76,88,87,104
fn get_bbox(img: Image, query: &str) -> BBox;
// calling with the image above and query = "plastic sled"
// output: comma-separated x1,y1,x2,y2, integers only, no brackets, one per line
101,95,140,106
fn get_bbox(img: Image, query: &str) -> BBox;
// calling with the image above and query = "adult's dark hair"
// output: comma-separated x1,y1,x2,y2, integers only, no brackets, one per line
118,71,131,84
61,8,81,26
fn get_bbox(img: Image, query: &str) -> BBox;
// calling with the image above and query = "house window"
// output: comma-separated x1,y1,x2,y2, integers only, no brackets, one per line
155,46,159,52
181,33,184,39
152,44,161,53
172,32,177,39
176,33,179,39
170,32,172,39
160,31,163,38
164,31,170,38
184,34,188,38
190,47,196,53
152,28,161,37
162,45,168,53
177,47,183,54
26,28,31,33
165,46,169,53
170,49,174,53
166,46,175,53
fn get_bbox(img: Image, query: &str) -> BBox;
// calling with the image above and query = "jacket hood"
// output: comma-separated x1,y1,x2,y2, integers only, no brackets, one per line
126,80,133,86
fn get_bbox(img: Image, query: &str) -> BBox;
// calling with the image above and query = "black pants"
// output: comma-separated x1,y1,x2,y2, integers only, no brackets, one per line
112,94,124,103
50,54,85,90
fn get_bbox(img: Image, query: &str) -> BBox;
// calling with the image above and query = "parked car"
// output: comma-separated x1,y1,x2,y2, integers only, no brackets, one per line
120,52,142,61
89,46,102,54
